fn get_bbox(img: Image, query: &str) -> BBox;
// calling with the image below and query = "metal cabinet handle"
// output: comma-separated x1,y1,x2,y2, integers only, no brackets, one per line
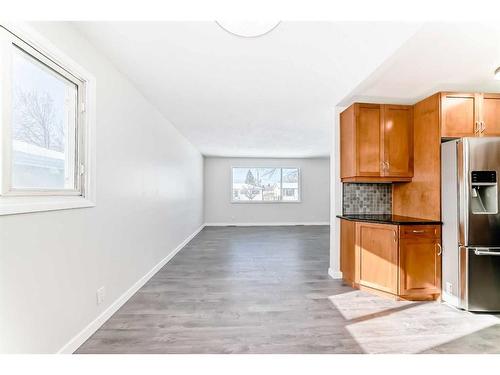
475,121,479,135
436,243,442,256
412,230,425,233
481,121,486,134
393,230,397,243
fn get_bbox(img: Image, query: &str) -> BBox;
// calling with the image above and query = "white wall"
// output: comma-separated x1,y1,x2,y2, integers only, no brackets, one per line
204,157,330,225
329,107,344,279
0,22,204,353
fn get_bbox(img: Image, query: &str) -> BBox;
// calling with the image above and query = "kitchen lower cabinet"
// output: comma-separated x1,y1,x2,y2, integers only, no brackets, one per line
357,222,399,294
339,220,442,301
340,219,356,286
399,226,442,299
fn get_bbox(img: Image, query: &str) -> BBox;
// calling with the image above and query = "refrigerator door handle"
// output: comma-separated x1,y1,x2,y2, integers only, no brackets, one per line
474,248,500,256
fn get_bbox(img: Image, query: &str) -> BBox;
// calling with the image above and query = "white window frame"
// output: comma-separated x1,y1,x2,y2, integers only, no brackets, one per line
0,23,96,215
230,166,301,204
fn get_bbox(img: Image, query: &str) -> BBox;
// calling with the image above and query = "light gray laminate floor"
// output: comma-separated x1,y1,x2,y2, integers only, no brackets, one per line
76,226,500,354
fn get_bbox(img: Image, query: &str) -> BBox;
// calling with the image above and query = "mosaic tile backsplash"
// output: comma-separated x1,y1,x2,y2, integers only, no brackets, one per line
343,183,392,214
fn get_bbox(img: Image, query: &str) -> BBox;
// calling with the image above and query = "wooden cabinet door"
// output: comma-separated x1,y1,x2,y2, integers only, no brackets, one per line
340,219,357,285
482,94,500,136
382,105,413,178
340,105,356,178
441,92,479,137
355,104,382,177
399,226,441,297
357,222,398,294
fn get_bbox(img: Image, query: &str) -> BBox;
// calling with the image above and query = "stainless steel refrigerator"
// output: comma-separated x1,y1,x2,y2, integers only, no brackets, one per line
442,137,500,312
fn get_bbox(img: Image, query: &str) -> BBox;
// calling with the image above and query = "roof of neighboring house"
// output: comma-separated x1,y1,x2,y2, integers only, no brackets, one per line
12,140,65,169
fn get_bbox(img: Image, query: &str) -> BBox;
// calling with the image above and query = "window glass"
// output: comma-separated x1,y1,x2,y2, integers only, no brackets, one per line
11,46,78,190
232,167,300,202
282,168,299,201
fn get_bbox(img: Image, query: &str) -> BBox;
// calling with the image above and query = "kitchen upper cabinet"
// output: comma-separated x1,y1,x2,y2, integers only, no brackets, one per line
441,92,479,137
340,219,357,286
340,104,382,179
382,105,414,178
440,92,500,137
340,103,413,182
399,226,441,298
357,104,382,176
357,222,399,295
482,94,500,136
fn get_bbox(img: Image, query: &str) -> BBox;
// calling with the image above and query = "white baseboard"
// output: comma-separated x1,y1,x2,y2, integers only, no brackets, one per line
204,221,330,227
442,291,460,308
328,267,343,279
57,224,205,354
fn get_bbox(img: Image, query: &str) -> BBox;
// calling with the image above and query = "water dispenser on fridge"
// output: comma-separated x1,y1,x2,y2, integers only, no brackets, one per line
470,171,498,215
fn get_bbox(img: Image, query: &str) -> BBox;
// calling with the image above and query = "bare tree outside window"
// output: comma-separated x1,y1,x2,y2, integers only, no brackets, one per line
245,169,256,186
243,169,261,200
283,168,298,183
241,185,260,200
9,45,78,190
13,89,65,152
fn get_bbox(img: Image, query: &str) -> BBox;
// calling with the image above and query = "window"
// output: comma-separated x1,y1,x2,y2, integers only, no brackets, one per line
231,167,300,203
10,45,80,192
0,24,95,215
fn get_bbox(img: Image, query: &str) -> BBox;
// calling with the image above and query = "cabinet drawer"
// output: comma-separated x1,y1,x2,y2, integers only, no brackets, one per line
400,225,440,239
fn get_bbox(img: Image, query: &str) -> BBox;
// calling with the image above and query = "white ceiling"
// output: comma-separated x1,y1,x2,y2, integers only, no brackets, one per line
73,21,421,157
342,22,500,106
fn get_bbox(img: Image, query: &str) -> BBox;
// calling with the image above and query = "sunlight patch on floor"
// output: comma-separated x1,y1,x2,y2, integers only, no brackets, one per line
329,290,500,354
329,290,416,321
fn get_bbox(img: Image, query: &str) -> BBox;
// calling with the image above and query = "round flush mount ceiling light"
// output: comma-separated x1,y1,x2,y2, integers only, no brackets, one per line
495,67,500,80
215,21,281,38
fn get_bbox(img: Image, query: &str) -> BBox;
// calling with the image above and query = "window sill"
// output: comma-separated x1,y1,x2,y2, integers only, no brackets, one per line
231,200,302,204
0,195,95,216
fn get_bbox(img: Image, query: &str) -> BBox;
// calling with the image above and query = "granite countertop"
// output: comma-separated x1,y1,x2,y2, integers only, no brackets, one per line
336,214,442,225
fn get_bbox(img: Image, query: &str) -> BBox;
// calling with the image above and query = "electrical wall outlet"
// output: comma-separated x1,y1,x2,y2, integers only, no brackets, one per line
96,286,106,305
445,282,453,295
